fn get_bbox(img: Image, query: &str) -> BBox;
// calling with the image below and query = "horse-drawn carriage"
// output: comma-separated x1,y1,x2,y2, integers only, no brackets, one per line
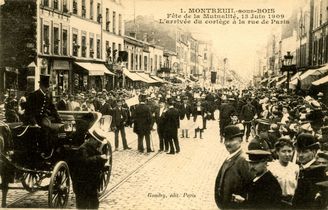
0,111,113,208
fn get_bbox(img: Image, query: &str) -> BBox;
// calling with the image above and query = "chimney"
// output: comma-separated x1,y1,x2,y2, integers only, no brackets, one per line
129,32,136,38
143,33,148,42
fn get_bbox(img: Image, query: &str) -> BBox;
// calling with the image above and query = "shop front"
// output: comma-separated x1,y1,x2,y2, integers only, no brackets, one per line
73,61,115,92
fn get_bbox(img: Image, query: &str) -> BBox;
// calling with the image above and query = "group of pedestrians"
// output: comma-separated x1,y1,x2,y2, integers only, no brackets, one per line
214,87,328,209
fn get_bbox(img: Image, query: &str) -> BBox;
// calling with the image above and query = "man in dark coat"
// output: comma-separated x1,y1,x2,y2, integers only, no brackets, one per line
110,99,131,151
56,93,69,111
155,98,169,152
214,125,252,209
163,98,180,154
24,75,61,156
219,97,236,142
233,138,282,209
70,130,107,209
293,133,327,209
132,93,153,153
178,96,192,138
239,98,256,142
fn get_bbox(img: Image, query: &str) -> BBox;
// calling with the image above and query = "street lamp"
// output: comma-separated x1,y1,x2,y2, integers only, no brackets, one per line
280,51,296,93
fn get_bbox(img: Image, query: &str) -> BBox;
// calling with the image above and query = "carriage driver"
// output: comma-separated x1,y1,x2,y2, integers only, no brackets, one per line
24,75,61,158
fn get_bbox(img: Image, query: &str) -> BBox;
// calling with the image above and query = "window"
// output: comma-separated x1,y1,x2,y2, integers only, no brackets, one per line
90,37,94,58
81,35,86,57
150,58,153,71
53,0,58,10
73,0,77,14
106,41,110,58
144,56,147,71
82,0,86,18
63,0,68,12
90,0,94,20
54,27,59,55
131,53,134,70
139,55,142,70
62,29,68,55
159,55,162,68
97,3,101,23
43,0,49,7
118,14,122,35
73,33,78,56
43,25,50,54
112,11,116,34
106,8,110,31
155,55,158,70
112,43,116,61
96,39,100,58
135,54,138,70
118,44,121,52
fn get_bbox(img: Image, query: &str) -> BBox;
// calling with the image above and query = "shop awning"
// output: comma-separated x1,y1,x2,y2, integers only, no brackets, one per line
150,75,165,83
135,72,159,83
260,78,268,84
123,69,144,81
276,77,287,86
312,75,328,86
75,62,115,76
176,77,186,83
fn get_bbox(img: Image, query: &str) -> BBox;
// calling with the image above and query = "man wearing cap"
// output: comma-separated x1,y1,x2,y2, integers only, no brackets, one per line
214,125,252,209
24,75,61,157
293,133,327,209
70,129,107,209
233,138,282,209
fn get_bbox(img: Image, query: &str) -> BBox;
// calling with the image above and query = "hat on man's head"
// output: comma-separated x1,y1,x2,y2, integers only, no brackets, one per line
39,75,50,88
294,133,320,150
246,138,272,162
223,125,244,140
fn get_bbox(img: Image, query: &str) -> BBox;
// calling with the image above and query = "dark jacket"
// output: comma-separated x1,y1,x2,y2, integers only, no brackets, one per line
293,164,327,209
57,99,68,111
71,140,106,194
99,102,112,116
163,106,180,135
24,89,60,125
132,103,152,135
245,171,282,209
178,103,192,120
110,106,128,128
214,150,253,209
240,103,256,122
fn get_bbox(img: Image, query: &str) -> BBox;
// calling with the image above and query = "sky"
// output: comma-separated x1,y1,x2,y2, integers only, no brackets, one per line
122,0,298,81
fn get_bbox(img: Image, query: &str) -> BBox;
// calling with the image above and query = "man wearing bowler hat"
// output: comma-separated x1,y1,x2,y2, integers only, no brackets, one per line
293,133,327,209
214,125,252,209
232,138,282,209
24,75,61,157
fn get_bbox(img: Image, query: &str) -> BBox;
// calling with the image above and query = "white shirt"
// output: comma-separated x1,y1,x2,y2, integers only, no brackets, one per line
268,160,300,196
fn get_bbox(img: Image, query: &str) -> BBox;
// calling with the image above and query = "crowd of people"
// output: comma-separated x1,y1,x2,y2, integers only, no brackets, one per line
2,78,328,209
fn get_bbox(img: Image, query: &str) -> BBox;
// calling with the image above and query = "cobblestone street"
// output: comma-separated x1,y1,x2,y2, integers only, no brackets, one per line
99,120,229,210
2,119,241,209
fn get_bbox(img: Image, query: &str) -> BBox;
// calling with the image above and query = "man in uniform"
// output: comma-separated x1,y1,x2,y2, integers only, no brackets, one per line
24,75,61,157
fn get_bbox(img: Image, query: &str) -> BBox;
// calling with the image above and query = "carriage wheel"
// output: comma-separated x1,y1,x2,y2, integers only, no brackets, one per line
98,143,112,196
21,172,43,192
48,161,70,208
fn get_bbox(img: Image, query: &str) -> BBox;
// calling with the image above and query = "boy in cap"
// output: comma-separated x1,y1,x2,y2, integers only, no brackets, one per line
293,133,327,209
232,138,283,209
214,125,252,209
70,128,108,209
